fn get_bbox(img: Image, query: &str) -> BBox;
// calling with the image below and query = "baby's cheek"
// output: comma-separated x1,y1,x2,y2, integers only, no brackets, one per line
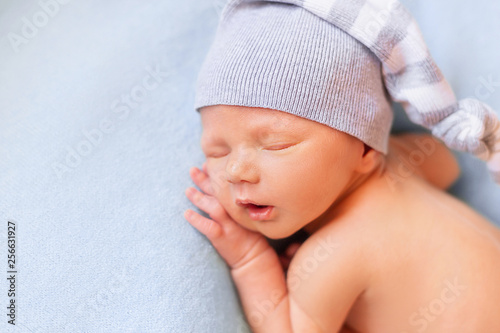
210,178,232,209
207,166,227,196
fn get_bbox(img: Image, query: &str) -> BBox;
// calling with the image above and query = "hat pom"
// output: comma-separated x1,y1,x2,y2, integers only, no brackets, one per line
431,98,500,158
430,98,500,183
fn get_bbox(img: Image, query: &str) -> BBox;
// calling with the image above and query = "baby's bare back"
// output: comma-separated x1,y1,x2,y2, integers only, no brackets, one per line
337,173,500,332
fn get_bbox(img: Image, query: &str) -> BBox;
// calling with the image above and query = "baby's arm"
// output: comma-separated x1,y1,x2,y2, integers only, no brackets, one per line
388,133,461,189
184,166,362,333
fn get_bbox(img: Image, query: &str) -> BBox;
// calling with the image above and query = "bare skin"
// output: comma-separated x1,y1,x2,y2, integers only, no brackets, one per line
184,105,500,333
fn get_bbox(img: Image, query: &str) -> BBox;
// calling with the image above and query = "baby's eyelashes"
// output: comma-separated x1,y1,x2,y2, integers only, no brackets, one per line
264,143,295,151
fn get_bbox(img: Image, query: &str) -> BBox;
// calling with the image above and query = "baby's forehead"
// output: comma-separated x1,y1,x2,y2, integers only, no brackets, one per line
200,105,320,134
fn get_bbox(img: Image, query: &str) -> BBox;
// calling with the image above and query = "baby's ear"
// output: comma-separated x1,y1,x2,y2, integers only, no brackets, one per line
356,144,382,174
362,143,371,157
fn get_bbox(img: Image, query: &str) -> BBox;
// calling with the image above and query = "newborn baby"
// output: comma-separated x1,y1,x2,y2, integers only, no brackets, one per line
184,0,500,332
184,105,500,333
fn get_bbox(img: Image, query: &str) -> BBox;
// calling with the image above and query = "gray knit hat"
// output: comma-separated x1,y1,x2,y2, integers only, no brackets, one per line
194,0,500,184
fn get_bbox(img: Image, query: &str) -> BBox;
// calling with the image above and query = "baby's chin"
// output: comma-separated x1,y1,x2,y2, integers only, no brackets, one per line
240,218,305,240
259,227,302,240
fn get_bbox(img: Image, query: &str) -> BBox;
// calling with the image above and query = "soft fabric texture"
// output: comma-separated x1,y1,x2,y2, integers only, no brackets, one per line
195,0,500,184
0,1,248,332
0,0,499,332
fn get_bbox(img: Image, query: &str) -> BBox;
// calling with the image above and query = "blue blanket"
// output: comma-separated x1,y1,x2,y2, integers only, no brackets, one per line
0,0,498,332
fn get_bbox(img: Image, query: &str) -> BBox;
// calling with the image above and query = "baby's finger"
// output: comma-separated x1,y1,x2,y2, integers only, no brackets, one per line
185,187,229,223
189,166,214,196
184,209,222,239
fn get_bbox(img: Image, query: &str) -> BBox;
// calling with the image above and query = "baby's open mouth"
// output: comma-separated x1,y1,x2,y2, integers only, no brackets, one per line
247,203,268,209
236,201,274,221
236,200,269,209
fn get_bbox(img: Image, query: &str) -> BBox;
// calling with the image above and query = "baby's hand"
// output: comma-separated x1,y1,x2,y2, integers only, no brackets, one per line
184,164,272,270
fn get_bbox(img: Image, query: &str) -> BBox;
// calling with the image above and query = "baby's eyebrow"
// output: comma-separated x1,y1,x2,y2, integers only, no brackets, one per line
248,123,298,139
257,130,296,140
200,135,223,146
200,124,304,145
256,124,306,137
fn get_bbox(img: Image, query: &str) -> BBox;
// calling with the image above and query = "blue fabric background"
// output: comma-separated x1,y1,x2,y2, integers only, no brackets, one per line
0,0,498,332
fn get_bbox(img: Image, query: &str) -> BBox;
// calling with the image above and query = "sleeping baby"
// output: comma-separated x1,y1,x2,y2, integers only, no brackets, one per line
184,0,500,332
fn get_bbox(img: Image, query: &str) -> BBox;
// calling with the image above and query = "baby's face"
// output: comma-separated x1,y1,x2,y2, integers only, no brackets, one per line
200,105,365,239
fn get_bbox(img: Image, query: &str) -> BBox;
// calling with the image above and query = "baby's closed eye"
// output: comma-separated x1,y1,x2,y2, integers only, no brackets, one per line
264,143,297,151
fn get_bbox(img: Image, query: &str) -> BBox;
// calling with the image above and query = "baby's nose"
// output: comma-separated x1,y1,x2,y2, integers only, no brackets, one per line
225,151,259,184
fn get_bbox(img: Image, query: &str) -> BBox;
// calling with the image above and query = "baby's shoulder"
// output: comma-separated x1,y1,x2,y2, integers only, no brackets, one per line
290,218,372,284
293,194,406,275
